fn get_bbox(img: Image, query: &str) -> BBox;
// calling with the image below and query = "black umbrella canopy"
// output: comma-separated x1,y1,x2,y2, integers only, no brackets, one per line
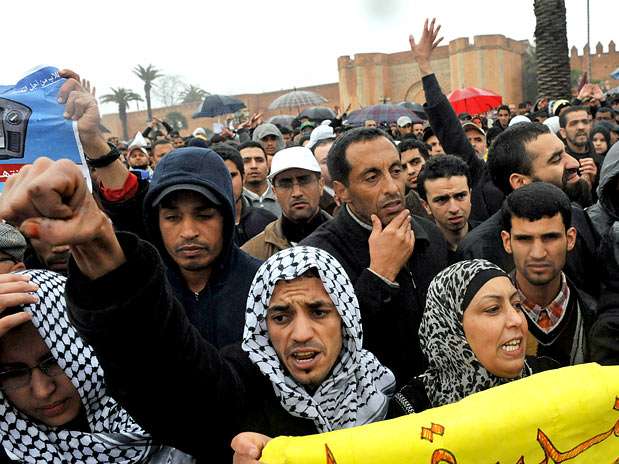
298,107,336,121
398,101,427,120
268,115,296,128
192,95,246,118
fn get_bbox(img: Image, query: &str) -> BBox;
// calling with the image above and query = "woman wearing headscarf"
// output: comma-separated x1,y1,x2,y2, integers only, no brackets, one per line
390,259,557,415
0,270,194,463
590,125,611,158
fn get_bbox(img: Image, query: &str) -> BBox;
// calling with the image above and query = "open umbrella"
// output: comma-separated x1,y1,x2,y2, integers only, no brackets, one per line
298,107,336,121
268,90,327,110
268,115,296,128
346,104,423,125
398,102,427,120
447,87,502,115
192,95,246,118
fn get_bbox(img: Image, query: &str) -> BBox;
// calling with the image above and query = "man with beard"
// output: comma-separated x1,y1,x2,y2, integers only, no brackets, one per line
458,122,601,298
301,127,448,384
486,105,511,146
559,106,599,197
501,183,596,367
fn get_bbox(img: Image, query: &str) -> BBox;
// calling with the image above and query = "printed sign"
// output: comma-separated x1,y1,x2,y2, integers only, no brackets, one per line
0,66,88,191
262,364,619,463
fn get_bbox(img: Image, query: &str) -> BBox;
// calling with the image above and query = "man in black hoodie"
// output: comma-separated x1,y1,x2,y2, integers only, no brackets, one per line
140,148,262,347
59,75,260,348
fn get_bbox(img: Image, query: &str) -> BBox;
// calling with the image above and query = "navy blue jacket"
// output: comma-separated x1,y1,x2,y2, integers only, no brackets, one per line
102,147,261,348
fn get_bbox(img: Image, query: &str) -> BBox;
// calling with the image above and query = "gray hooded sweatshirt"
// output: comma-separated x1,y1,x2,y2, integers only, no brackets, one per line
252,123,285,152
587,142,619,237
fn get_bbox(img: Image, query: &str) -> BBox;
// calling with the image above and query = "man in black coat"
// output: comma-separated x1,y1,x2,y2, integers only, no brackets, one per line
301,127,449,385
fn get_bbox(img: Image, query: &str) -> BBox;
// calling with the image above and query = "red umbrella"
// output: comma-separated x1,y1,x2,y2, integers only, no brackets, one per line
446,87,502,115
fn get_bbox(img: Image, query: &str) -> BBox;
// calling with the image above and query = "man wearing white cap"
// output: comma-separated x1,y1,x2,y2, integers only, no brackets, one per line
396,116,414,139
242,147,332,260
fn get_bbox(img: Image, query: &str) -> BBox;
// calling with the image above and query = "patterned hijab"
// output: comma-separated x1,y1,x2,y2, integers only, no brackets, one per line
0,269,193,463
418,259,531,408
242,246,396,432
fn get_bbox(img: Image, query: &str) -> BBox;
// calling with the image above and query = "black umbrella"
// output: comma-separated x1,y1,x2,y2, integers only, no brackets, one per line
398,101,427,120
298,107,336,121
268,115,296,128
192,95,246,118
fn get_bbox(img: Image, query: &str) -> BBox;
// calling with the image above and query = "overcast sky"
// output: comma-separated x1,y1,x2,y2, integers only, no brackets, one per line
3,0,615,113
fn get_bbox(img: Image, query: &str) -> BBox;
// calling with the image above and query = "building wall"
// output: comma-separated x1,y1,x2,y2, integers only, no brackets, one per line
570,41,619,88
338,34,529,111
101,37,618,140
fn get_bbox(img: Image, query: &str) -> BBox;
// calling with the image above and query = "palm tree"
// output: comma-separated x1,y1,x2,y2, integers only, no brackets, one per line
133,64,163,121
100,88,143,140
534,0,571,99
181,85,209,104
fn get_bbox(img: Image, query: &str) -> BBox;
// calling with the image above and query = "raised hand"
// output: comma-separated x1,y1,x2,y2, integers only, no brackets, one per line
409,18,443,75
57,69,108,156
0,158,125,279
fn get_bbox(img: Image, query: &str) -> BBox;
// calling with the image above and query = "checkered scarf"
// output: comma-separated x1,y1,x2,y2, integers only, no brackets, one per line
242,246,396,432
0,269,193,463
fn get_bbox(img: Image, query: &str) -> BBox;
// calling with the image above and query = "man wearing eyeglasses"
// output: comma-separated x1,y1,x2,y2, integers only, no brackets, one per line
242,147,331,260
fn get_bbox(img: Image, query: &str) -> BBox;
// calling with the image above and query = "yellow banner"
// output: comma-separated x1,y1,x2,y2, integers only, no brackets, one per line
262,363,619,463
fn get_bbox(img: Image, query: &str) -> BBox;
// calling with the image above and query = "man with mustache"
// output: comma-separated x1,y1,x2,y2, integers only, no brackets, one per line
500,183,596,367
559,106,599,203
301,127,449,385
242,147,331,260
139,147,262,348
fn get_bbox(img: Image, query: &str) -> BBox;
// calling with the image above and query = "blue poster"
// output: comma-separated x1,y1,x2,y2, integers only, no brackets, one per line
0,66,87,191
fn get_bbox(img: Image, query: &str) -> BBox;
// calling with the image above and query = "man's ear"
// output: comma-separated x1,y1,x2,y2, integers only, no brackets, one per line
421,199,432,217
501,230,513,254
559,127,567,140
333,180,349,204
566,226,577,252
508,173,531,191
318,176,325,194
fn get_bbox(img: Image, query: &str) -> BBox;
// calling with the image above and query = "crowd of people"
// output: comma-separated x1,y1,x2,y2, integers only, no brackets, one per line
0,18,617,463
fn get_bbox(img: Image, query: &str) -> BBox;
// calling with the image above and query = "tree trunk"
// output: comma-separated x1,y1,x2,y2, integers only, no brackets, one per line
119,104,129,141
534,0,571,99
145,83,153,122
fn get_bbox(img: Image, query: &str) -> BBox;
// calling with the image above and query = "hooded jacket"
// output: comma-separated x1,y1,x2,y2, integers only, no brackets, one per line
251,123,285,152
142,147,261,348
587,142,619,237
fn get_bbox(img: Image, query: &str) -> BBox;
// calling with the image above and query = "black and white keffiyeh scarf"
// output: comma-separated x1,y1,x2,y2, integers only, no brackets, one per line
0,269,193,464
242,246,396,432
418,259,531,408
